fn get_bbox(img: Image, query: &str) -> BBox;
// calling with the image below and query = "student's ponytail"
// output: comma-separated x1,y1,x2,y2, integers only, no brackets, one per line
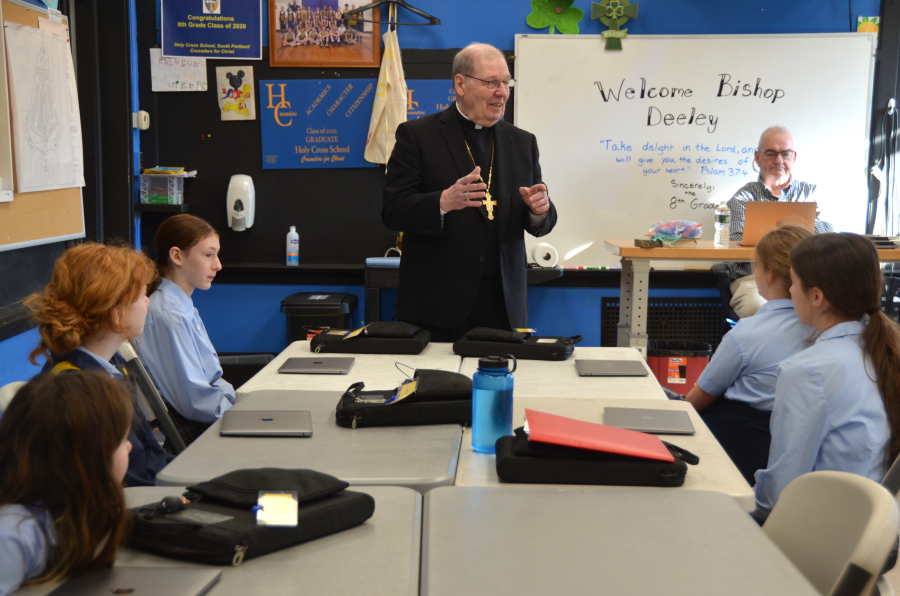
790,233,900,467
861,309,900,466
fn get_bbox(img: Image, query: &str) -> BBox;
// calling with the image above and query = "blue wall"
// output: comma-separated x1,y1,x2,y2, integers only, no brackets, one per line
189,283,719,355
165,0,882,51
191,284,366,353
363,0,880,50
0,329,44,386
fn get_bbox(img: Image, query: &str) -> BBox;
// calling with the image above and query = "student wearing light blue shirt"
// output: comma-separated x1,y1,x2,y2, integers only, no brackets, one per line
753,233,900,523
0,373,133,595
136,215,235,448
686,226,813,484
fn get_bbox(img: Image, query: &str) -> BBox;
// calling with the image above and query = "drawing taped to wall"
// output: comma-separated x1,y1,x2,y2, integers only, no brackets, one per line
268,0,380,68
3,22,84,192
25,48,60,172
216,66,256,120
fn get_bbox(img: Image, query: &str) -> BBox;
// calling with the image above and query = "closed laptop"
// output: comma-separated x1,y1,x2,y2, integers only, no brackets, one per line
575,359,649,377
278,356,355,374
603,407,695,435
220,409,313,437
48,567,222,596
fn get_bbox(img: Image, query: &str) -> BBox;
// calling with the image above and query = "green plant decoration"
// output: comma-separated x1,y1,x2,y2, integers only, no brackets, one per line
592,0,638,50
526,0,584,35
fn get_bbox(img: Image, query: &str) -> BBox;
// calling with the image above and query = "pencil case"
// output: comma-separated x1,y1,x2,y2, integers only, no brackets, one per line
128,468,375,566
335,369,472,428
310,321,431,355
495,427,699,487
452,327,582,361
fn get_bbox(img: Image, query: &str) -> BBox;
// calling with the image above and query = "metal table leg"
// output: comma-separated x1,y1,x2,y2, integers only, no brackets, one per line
617,258,650,358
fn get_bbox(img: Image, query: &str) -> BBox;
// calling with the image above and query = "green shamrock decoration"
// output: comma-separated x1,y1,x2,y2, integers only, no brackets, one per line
526,0,584,35
592,0,638,50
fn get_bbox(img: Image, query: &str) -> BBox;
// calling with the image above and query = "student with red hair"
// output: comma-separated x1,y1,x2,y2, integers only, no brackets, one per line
26,242,172,486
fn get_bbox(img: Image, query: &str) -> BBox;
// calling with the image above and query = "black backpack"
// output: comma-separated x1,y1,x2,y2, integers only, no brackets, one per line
128,468,375,565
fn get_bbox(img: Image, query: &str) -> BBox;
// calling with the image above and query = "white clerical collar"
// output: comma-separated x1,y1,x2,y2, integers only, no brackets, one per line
456,102,483,130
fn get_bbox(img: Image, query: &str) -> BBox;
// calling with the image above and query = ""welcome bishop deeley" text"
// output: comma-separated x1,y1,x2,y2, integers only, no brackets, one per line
593,74,785,134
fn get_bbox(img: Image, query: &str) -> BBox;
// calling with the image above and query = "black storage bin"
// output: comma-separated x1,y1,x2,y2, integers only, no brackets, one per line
281,293,359,343
218,353,276,390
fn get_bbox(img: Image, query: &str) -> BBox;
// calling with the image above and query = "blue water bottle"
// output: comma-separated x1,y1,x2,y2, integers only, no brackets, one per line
472,355,516,454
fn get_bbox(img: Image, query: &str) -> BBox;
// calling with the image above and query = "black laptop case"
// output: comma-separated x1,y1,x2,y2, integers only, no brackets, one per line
335,369,472,428
128,468,375,566
495,428,699,488
310,321,431,355
452,327,582,361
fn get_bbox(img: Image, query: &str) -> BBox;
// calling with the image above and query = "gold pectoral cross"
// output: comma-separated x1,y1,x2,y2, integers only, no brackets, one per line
483,191,497,220
464,139,496,221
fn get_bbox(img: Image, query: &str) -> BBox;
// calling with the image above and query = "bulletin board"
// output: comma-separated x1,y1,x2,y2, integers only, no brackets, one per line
0,0,84,252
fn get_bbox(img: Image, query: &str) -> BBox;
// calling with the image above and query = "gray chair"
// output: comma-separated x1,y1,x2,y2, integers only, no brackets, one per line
0,381,26,413
117,343,187,454
763,471,900,596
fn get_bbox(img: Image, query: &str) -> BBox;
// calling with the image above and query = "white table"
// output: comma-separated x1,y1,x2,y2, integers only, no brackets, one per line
16,486,422,596
459,347,667,400
454,397,755,511
236,341,461,399
156,390,462,493
421,486,817,596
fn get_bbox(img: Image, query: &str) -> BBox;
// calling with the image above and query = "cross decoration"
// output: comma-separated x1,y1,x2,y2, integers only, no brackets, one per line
591,0,638,50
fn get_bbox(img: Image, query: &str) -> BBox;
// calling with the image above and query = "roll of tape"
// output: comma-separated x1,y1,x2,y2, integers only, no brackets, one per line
531,242,559,268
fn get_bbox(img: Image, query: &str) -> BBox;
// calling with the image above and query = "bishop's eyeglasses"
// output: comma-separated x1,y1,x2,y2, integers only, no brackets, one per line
464,75,515,91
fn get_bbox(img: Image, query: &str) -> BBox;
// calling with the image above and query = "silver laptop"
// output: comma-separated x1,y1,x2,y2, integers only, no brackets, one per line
603,407,695,435
278,356,355,374
575,359,649,377
220,409,313,437
49,567,221,596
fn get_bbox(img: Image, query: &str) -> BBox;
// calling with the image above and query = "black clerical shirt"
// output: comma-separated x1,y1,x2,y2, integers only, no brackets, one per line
454,106,500,276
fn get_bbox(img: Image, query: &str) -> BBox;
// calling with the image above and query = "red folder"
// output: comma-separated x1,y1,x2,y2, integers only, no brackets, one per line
525,409,675,463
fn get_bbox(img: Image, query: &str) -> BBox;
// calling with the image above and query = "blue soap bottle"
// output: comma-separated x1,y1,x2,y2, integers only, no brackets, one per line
472,355,516,454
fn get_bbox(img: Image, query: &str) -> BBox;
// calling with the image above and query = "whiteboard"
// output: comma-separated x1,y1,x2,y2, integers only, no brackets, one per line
514,34,877,268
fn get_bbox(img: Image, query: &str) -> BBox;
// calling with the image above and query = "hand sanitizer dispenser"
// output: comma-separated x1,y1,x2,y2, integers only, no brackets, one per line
227,174,255,232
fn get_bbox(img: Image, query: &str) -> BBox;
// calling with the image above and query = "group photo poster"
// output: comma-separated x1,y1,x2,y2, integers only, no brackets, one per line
268,0,380,68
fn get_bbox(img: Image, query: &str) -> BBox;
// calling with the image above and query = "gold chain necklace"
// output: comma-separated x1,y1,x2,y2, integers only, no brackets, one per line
464,140,497,220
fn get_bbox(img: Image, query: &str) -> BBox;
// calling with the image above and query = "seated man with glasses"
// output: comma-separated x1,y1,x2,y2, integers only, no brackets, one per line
725,125,833,318
382,42,557,341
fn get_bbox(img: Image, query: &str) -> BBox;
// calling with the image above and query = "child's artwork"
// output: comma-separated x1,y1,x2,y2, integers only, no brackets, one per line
857,16,879,35
216,66,256,121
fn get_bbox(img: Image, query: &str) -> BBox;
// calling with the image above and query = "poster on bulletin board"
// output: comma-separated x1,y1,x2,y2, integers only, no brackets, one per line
260,79,378,169
161,0,262,59
405,80,457,120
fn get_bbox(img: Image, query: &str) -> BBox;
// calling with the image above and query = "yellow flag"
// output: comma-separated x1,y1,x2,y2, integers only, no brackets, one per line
364,26,407,165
